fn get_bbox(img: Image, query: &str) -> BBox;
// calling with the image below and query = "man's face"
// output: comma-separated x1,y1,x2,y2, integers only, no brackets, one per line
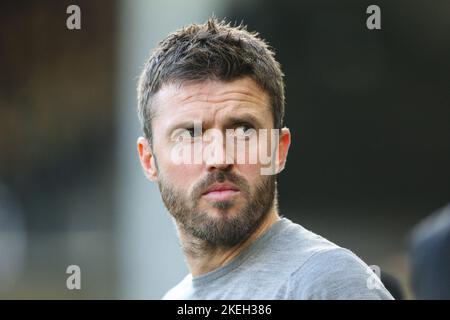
138,77,290,247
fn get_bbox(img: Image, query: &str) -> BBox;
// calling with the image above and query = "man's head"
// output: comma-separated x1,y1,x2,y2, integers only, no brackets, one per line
137,18,291,248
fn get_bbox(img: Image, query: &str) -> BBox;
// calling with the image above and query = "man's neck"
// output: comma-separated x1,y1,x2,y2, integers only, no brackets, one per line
177,209,280,277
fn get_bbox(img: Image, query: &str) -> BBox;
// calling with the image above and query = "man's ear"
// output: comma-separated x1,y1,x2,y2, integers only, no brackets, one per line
137,137,159,182
276,127,291,173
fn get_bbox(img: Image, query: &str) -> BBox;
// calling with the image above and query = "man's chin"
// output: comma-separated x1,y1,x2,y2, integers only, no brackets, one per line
200,201,241,218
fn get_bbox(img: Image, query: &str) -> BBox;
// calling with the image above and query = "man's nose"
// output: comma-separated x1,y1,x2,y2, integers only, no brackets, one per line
206,159,233,172
205,145,234,172
203,132,235,172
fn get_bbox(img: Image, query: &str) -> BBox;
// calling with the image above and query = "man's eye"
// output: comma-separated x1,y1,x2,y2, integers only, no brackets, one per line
186,128,201,137
172,128,200,142
235,124,255,138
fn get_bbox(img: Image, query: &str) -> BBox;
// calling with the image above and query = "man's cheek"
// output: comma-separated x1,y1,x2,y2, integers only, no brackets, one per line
163,163,198,185
236,164,261,182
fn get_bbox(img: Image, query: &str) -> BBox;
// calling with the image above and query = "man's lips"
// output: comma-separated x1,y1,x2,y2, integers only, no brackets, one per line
202,183,240,201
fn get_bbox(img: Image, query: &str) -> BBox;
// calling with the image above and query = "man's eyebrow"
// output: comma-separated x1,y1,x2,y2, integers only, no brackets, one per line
224,114,264,128
167,120,196,134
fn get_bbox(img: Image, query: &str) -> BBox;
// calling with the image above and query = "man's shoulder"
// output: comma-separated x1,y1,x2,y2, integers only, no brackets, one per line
243,218,346,284
286,246,394,299
272,219,393,299
161,274,192,300
268,218,341,261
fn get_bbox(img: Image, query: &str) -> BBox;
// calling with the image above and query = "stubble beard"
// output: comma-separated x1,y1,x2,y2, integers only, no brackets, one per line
157,169,276,251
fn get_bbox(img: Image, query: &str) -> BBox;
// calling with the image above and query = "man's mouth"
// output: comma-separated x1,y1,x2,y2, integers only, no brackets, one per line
202,182,240,201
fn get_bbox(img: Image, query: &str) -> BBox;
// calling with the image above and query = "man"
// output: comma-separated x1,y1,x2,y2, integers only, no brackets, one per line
136,18,393,300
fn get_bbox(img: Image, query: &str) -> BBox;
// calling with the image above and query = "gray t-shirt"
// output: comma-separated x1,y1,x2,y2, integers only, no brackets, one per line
163,217,394,300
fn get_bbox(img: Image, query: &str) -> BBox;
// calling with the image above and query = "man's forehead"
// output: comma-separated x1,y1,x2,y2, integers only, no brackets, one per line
152,77,271,118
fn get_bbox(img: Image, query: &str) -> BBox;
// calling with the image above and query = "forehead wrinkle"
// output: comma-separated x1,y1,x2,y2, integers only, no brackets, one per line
153,78,272,128
179,90,268,106
168,77,270,105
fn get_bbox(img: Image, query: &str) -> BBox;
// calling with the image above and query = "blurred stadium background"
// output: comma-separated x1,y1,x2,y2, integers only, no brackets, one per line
0,0,449,299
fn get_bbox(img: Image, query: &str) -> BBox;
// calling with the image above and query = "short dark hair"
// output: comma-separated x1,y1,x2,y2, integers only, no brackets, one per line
137,17,285,142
